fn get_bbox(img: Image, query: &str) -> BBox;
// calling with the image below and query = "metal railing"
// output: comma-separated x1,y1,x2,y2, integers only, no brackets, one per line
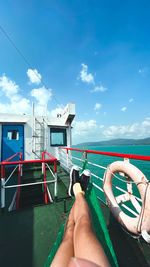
1,152,57,211
59,147,150,217
42,151,57,202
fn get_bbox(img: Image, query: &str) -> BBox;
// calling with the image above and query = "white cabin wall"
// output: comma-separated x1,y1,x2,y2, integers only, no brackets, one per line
0,121,71,162
0,117,34,162
0,102,75,162
24,118,33,160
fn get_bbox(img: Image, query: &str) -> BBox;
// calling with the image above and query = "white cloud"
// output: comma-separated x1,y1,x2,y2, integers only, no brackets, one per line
73,120,97,136
49,105,64,117
142,120,150,127
73,117,150,144
91,86,107,93
103,125,118,137
72,119,105,144
99,125,104,129
29,104,64,116
94,103,102,111
121,106,127,112
10,98,31,114
0,74,52,115
31,87,52,105
129,98,134,103
0,98,31,114
102,120,150,139
27,69,41,84
129,123,139,133
0,73,55,116
103,123,139,138
79,63,94,84
34,105,47,115
0,74,19,98
0,74,31,114
0,95,31,114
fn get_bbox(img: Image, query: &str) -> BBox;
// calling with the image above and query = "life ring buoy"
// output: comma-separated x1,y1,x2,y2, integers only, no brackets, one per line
103,160,150,239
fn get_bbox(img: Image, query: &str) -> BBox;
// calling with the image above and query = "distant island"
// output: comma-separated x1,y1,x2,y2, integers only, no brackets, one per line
76,137,150,147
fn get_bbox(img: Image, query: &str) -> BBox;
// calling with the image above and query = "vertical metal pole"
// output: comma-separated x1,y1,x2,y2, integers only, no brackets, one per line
21,165,23,177
43,159,48,205
1,165,5,210
67,149,69,171
32,102,35,156
42,152,44,174
54,160,57,198
68,125,72,170
20,153,23,177
16,163,21,210
42,152,48,204
84,151,87,160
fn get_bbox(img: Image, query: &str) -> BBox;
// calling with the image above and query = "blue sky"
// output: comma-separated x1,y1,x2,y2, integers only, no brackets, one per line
0,1,150,144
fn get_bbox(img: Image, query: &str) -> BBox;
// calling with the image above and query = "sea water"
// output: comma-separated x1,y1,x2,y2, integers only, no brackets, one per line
72,145,150,216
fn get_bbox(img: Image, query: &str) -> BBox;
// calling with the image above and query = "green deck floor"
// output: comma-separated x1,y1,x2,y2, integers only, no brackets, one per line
0,163,150,267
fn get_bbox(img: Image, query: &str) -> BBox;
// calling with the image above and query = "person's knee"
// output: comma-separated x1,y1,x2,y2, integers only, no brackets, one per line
63,223,74,241
76,214,92,233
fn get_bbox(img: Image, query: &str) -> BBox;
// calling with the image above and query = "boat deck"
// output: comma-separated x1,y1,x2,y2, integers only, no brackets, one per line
0,163,150,267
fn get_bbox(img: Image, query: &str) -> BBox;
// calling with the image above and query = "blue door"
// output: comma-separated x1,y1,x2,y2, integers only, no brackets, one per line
1,125,24,162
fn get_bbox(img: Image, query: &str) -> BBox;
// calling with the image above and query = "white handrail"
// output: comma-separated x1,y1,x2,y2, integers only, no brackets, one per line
5,165,18,185
4,179,56,189
59,150,143,217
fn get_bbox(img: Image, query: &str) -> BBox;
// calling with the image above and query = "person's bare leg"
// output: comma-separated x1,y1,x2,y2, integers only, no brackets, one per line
51,205,75,267
73,188,110,267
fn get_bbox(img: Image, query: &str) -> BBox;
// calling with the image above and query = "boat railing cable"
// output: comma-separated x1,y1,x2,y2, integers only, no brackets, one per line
58,147,146,218
0,24,63,107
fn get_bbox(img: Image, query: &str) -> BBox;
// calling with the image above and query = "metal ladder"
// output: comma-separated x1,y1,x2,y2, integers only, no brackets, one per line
34,117,45,159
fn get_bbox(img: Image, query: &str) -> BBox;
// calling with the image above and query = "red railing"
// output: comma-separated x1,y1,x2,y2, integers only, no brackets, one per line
1,152,57,210
1,153,22,210
59,147,150,161
1,152,22,178
42,152,57,204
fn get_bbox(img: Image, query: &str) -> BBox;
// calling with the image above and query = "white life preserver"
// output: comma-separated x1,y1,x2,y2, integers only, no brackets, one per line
103,160,150,240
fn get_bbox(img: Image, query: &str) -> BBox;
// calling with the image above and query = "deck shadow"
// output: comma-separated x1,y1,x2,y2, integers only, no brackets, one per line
0,207,34,267
108,212,150,267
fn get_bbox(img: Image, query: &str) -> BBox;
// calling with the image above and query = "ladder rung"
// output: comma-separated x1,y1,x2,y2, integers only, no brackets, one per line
35,143,44,145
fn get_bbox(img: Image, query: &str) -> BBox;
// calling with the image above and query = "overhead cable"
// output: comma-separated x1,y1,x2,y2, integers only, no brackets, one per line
0,24,62,107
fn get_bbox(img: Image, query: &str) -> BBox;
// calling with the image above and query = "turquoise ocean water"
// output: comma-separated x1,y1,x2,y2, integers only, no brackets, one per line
72,145,150,216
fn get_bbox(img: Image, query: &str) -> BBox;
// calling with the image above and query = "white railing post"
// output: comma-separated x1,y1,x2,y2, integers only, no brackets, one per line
67,149,69,171
21,164,23,177
54,172,58,198
1,178,5,210
54,160,57,198
42,163,44,174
